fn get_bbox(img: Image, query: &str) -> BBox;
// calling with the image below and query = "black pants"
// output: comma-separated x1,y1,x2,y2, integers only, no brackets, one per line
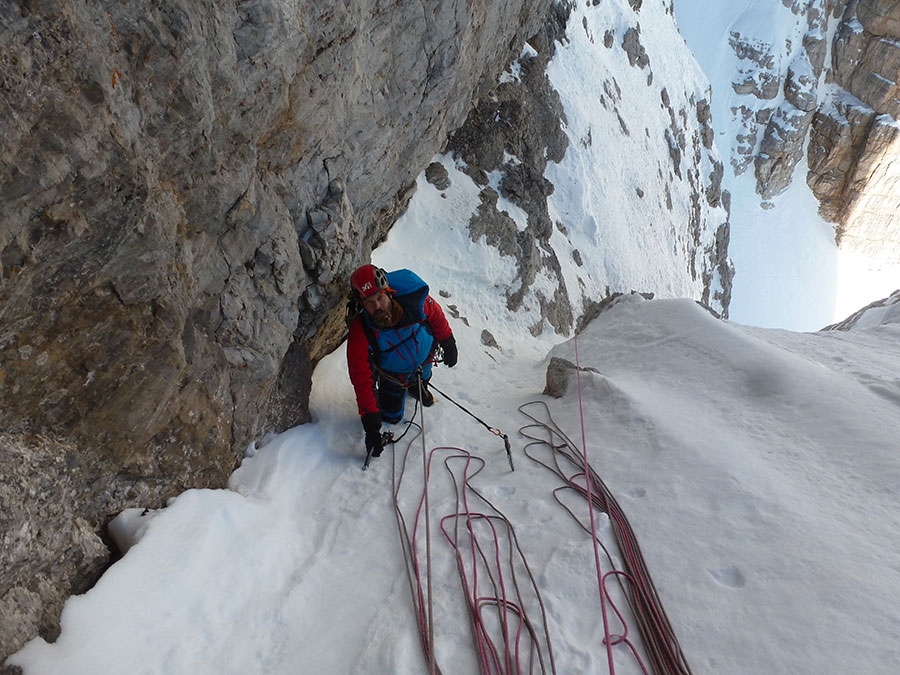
377,371,429,424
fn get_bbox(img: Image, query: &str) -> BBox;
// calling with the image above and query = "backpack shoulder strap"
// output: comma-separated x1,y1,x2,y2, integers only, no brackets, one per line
358,315,381,361
387,269,430,326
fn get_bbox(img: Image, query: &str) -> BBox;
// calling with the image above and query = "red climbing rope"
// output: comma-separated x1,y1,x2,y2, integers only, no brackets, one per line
572,336,619,672
383,347,690,674
437,448,556,674
519,399,694,675
390,423,442,674
391,434,556,674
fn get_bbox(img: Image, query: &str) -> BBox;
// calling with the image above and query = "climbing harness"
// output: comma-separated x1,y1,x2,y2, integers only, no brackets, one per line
362,356,513,473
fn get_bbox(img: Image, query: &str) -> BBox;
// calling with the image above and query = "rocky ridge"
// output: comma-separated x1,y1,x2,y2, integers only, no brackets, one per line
442,0,732,331
809,0,900,260
726,0,900,262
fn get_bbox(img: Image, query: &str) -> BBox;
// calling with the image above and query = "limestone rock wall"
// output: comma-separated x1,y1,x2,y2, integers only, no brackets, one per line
807,0,900,260
755,0,832,198
0,434,110,662
0,0,553,661
724,0,834,196
725,0,900,262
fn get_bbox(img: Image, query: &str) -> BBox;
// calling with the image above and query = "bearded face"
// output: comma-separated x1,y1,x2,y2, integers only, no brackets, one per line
362,291,396,328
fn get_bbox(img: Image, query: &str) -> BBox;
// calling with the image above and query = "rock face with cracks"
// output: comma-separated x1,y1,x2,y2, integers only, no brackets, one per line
0,0,555,662
728,0,900,262
807,0,900,261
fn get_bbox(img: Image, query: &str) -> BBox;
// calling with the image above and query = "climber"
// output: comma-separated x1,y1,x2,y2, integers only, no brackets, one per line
346,264,458,461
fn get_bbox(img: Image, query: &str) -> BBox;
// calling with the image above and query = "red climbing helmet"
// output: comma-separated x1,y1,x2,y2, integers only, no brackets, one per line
350,264,390,299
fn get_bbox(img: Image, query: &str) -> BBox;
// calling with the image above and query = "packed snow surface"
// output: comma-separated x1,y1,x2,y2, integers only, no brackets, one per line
10,292,900,674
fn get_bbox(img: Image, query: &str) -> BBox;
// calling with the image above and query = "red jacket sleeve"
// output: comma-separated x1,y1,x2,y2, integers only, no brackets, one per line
347,317,379,417
423,295,453,342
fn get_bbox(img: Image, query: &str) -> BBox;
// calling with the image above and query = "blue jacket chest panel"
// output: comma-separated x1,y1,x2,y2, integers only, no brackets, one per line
363,269,434,373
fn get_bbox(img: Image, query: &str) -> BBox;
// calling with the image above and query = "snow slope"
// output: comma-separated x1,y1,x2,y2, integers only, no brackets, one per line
9,292,900,674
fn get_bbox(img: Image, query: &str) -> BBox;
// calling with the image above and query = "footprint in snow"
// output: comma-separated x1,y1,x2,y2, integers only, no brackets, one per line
708,565,746,589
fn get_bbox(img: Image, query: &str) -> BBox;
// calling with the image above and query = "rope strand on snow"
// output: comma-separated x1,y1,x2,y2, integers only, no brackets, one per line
391,431,556,674
390,423,444,675
416,377,438,675
518,400,693,675
572,336,617,672
437,448,556,674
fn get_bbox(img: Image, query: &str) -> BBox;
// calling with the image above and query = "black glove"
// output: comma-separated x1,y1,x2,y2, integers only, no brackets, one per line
361,412,383,457
440,335,458,367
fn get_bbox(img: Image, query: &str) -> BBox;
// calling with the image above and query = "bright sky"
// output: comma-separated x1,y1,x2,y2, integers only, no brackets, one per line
7,1,900,674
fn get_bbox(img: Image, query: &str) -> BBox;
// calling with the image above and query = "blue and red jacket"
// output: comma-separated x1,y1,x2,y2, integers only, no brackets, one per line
347,270,452,417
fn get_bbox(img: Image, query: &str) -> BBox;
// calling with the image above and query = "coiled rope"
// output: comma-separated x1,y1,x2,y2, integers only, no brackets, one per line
518,399,693,675
437,448,556,674
384,347,689,674
391,434,556,673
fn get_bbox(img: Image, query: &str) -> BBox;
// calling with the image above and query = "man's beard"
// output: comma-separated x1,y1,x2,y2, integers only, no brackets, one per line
372,305,394,328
